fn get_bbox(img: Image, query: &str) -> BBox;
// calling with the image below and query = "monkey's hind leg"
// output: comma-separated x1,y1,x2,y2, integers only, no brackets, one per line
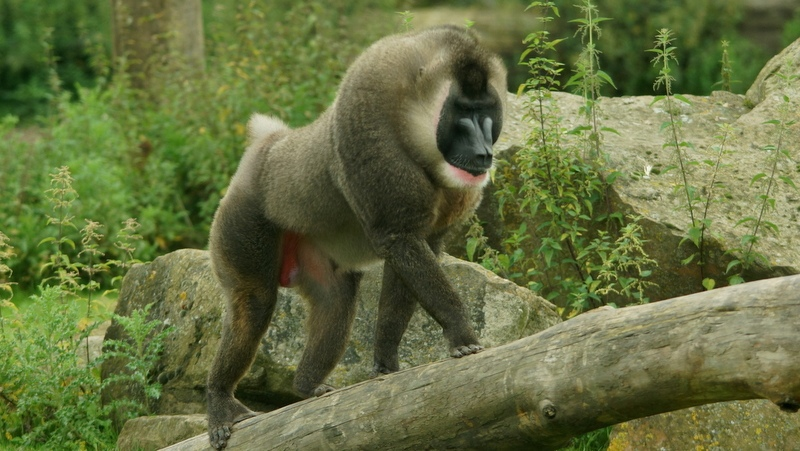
207,197,281,450
293,266,363,398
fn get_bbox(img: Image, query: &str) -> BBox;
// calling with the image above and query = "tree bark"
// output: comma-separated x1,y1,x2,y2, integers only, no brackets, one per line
164,274,800,450
111,0,204,91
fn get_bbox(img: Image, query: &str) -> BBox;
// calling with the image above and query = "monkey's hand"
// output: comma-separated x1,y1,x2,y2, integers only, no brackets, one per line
450,343,484,358
207,391,258,449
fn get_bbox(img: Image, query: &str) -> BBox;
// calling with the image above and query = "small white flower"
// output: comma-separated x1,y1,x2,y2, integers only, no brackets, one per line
643,164,653,179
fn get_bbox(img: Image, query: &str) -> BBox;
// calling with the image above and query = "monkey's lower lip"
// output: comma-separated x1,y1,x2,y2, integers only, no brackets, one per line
447,164,488,185
457,165,489,177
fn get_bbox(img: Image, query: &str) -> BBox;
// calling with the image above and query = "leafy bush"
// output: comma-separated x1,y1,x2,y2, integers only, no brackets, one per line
468,1,656,315
0,286,115,449
0,0,109,119
0,170,170,449
555,0,769,95
0,287,170,449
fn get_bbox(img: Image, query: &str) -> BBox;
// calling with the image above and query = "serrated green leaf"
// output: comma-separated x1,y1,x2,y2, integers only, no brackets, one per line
596,70,617,89
466,238,478,261
779,176,797,189
519,48,533,64
750,173,767,185
686,227,703,247
674,94,692,105
762,220,779,233
728,274,745,285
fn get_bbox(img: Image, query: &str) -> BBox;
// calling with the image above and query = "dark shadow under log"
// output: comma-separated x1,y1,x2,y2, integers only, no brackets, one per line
164,274,800,450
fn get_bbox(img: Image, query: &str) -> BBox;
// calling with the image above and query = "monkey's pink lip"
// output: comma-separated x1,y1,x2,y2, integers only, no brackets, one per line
447,164,488,186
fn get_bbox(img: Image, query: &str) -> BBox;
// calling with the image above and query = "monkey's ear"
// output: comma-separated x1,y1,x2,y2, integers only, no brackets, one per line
248,114,288,144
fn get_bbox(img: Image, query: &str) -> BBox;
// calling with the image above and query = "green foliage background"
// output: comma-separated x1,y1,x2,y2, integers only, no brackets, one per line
0,0,797,293
0,0,109,118
0,1,797,449
553,0,787,96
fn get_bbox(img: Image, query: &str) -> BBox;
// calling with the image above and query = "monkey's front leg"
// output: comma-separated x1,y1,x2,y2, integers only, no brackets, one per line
379,234,483,359
372,265,417,375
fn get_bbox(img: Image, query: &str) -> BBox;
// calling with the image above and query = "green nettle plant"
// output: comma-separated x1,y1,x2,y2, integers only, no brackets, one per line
468,1,655,316
1,285,114,449
565,0,617,160
693,123,737,290
0,167,169,450
727,73,799,282
648,29,698,229
102,303,173,420
714,40,735,92
397,10,414,31
648,28,720,288
650,29,796,289
40,166,81,299
0,232,15,332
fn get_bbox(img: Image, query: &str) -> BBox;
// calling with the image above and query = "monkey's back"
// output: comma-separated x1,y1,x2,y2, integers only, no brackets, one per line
249,111,350,234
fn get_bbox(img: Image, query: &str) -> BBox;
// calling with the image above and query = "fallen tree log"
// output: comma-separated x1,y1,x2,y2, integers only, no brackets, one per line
164,274,800,450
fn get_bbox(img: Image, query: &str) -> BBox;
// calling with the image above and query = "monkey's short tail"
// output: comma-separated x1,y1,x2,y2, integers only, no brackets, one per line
247,113,288,143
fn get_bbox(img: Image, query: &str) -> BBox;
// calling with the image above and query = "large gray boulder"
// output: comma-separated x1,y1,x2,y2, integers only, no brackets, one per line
492,39,800,302
601,36,800,450
104,249,561,419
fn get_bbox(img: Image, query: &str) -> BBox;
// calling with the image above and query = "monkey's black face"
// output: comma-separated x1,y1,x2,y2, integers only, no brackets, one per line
436,89,502,185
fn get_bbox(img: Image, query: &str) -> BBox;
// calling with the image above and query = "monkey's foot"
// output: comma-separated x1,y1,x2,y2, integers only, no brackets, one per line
294,380,336,398
312,384,335,397
370,363,398,377
207,392,258,450
450,343,484,358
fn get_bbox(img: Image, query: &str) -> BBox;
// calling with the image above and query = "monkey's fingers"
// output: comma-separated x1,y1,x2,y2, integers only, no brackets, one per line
209,424,232,450
450,344,484,358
